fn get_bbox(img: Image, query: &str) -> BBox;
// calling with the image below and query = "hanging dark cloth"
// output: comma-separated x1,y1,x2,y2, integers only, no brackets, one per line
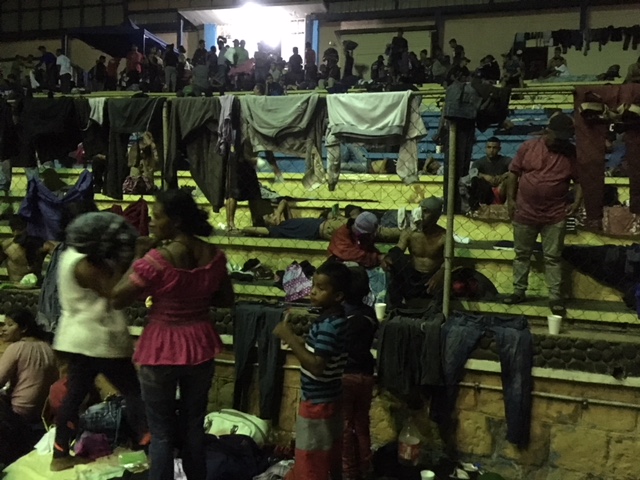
105,97,165,199
73,98,109,161
227,97,261,204
19,169,94,240
0,99,18,161
17,97,81,168
167,97,226,211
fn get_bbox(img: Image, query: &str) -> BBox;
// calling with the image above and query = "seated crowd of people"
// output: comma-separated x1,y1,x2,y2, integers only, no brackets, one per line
3,30,640,97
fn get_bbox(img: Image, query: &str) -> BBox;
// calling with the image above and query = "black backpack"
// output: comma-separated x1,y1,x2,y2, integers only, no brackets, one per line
444,80,482,120
205,434,268,480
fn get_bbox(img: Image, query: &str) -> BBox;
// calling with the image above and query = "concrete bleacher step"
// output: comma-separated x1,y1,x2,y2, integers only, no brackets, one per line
214,236,627,304
231,280,637,326
8,170,633,216
451,298,638,325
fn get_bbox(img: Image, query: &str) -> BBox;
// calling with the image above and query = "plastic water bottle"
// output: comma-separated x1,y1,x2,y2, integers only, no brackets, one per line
398,420,422,467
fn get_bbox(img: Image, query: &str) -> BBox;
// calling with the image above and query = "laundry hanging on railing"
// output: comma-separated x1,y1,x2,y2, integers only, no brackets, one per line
325,91,427,189
166,96,227,210
512,24,640,57
17,97,81,169
240,93,327,190
105,96,165,199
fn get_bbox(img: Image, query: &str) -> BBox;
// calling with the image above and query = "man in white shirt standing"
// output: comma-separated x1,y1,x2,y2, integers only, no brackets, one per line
55,49,73,94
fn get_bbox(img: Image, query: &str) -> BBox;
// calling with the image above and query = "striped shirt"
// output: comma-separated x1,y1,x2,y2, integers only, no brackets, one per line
300,311,349,404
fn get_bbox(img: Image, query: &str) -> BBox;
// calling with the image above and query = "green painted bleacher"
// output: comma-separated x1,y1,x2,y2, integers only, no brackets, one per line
7,82,633,326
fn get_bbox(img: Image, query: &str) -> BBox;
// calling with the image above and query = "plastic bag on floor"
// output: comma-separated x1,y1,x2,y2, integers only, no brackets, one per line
253,459,294,480
34,428,56,455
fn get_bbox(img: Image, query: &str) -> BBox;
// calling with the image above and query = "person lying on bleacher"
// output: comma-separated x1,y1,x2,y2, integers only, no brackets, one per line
384,197,445,308
242,199,347,241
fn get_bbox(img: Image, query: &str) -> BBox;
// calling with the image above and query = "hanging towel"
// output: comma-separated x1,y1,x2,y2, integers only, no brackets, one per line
326,91,411,144
326,92,426,188
240,94,326,189
88,97,106,125
241,93,319,139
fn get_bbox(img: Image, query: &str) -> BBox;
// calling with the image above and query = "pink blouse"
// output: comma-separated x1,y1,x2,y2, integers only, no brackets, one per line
130,248,227,366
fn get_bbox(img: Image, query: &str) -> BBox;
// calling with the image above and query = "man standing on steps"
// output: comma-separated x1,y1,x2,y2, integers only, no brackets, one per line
505,113,582,316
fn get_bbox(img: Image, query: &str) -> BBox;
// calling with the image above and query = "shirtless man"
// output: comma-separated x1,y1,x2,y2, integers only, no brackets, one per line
0,216,44,283
385,197,445,307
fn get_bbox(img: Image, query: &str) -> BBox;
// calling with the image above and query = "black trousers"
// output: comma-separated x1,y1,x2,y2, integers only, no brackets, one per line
233,304,285,422
0,395,34,465
377,305,444,396
54,354,147,458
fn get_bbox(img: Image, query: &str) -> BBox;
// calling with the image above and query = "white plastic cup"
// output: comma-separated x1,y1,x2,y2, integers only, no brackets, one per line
375,302,387,321
547,315,562,335
420,471,436,480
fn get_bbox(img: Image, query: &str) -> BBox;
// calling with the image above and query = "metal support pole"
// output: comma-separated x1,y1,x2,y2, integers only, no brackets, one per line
162,101,169,191
442,120,457,318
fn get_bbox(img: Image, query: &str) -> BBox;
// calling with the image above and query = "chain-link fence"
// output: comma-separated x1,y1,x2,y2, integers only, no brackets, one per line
0,86,635,327
445,86,637,327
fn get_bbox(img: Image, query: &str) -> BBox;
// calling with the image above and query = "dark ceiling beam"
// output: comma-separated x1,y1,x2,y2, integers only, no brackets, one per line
318,0,638,23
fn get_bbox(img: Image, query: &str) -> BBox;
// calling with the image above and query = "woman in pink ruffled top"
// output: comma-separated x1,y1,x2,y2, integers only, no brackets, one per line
111,189,234,480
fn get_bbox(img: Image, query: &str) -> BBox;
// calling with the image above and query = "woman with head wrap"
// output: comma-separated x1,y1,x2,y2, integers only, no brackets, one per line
327,211,384,268
50,212,148,472
110,189,234,480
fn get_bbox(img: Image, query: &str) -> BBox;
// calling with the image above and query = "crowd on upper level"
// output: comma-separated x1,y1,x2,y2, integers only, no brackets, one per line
2,28,640,96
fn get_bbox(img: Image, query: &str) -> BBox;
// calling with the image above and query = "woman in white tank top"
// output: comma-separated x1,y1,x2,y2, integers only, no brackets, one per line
50,212,148,472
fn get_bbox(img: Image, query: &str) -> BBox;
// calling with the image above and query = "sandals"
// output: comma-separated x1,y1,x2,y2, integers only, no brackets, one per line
503,292,526,305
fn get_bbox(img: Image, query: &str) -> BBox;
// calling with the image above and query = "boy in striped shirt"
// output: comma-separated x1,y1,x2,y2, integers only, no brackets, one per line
273,261,350,480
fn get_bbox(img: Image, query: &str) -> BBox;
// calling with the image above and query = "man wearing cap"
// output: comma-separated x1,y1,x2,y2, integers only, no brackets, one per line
385,197,445,307
505,113,582,316
327,212,383,268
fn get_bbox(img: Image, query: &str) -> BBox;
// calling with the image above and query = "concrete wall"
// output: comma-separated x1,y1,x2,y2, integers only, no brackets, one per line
319,19,435,79
317,6,640,77
0,38,111,76
442,6,640,76
209,352,640,480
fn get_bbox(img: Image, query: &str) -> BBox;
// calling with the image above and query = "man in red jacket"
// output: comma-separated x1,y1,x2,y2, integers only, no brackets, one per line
327,212,383,268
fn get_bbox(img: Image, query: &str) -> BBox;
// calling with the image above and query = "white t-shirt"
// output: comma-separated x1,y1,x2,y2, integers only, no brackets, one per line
54,247,132,358
555,64,570,77
56,55,73,76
